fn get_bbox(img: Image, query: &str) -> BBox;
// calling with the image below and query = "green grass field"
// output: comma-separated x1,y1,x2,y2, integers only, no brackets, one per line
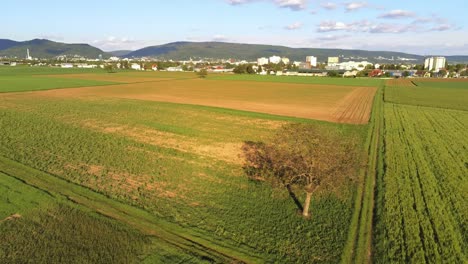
2,66,466,263
0,67,376,263
209,73,384,87
0,76,119,93
372,79,468,263
385,79,468,111
0,92,366,262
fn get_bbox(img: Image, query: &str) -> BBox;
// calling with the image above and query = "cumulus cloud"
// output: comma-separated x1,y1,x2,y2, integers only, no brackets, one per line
226,0,307,10
316,34,350,41
212,34,229,41
316,19,428,34
37,34,64,41
317,20,371,32
378,9,415,19
285,22,303,30
92,36,141,51
369,24,418,33
275,0,307,10
430,24,453,31
321,2,337,10
344,1,367,12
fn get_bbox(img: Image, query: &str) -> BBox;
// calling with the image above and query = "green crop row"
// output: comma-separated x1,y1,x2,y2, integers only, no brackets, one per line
373,103,467,263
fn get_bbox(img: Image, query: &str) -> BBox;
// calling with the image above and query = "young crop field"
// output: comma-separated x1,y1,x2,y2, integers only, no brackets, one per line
385,78,468,111
209,73,383,87
372,80,468,263
0,67,384,262
0,67,380,263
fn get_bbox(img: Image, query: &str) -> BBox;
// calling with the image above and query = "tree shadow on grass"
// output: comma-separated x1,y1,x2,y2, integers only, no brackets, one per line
241,140,304,212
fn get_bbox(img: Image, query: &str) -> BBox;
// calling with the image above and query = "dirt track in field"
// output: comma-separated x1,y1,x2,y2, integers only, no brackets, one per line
10,78,377,124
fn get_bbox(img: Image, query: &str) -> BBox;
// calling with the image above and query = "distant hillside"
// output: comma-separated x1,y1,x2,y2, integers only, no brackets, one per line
1,39,467,63
0,39,107,59
109,50,132,57
126,41,423,63
0,39,19,51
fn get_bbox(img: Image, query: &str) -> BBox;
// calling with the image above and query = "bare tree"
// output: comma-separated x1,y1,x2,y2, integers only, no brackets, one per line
242,124,359,218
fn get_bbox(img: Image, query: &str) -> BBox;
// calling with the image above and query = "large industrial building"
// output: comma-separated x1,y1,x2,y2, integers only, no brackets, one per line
424,57,446,72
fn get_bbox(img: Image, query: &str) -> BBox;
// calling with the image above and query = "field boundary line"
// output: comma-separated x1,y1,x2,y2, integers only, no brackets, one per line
341,83,383,264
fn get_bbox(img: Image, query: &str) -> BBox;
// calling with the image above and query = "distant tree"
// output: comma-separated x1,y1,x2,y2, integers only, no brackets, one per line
402,71,410,77
196,69,208,78
241,124,359,218
246,64,256,74
233,64,247,74
438,69,447,78
327,71,339,77
104,64,115,73
257,65,263,73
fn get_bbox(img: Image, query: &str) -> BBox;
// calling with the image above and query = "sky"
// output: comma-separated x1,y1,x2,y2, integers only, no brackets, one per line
2,0,468,55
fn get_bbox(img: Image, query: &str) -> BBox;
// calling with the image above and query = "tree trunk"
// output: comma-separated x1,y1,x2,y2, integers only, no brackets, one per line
302,191,313,217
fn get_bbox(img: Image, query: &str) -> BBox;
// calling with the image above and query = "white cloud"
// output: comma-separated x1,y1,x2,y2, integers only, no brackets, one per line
285,22,303,30
212,34,229,41
92,36,142,51
344,1,367,12
430,24,453,31
317,20,371,32
378,9,415,19
321,2,337,10
226,0,307,10
369,23,417,33
316,34,350,41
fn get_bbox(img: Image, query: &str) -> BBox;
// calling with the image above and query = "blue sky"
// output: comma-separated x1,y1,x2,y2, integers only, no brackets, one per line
3,0,467,55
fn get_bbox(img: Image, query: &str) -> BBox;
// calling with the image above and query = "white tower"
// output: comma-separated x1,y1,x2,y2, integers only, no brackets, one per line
26,49,32,60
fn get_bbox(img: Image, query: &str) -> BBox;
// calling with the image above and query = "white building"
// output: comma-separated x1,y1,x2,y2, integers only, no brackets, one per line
130,63,141,70
269,55,281,64
61,63,73,68
167,66,183,72
281,57,290,64
306,56,317,67
424,57,446,72
327,57,339,66
257,57,269,65
109,56,120,61
329,61,373,71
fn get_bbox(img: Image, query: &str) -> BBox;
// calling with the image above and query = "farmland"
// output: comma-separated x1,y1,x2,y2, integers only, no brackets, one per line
25,72,377,124
0,67,378,263
373,78,468,263
3,66,465,263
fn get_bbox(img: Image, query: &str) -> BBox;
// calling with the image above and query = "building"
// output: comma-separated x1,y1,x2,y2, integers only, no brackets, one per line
167,66,183,72
306,56,317,67
327,57,339,66
269,55,281,64
26,49,32,60
60,63,73,68
281,57,290,64
257,57,269,65
424,57,446,72
130,63,141,70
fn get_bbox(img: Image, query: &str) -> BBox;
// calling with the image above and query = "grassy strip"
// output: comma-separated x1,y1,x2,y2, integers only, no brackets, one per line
0,76,119,93
0,156,264,263
341,83,383,264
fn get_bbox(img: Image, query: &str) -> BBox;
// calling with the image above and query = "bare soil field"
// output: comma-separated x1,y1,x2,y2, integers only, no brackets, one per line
23,78,376,124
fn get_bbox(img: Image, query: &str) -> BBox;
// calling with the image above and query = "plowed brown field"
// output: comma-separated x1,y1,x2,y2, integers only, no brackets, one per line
14,77,377,124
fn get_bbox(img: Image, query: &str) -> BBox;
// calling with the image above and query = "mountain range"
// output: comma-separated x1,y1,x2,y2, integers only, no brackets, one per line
1,38,468,63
